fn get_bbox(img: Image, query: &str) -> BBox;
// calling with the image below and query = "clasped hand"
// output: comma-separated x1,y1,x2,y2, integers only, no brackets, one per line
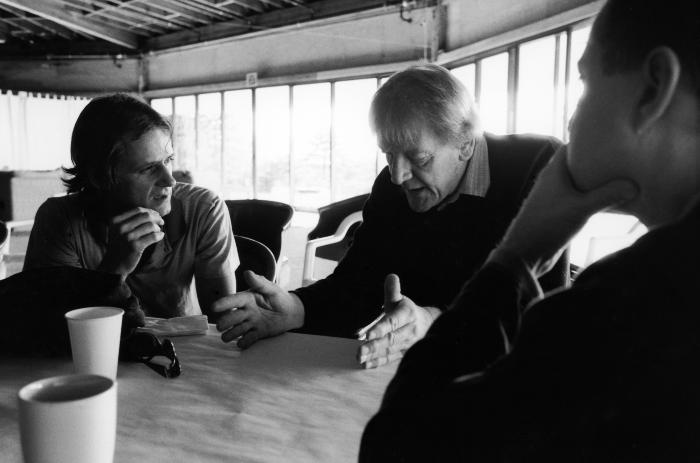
357,274,440,369
99,208,165,278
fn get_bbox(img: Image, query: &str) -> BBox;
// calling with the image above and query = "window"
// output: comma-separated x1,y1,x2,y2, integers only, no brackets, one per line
292,83,331,209
333,78,378,200
255,86,290,203
223,90,253,199
567,26,592,131
196,93,222,192
516,36,558,136
173,96,196,172
451,63,476,103
479,53,509,134
151,98,173,120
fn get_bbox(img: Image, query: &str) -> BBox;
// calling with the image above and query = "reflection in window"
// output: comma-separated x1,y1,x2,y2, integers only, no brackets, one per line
173,96,196,172
197,93,222,192
292,83,331,209
223,90,253,199
479,53,509,134
255,86,290,203
516,36,557,136
451,63,476,104
333,79,378,200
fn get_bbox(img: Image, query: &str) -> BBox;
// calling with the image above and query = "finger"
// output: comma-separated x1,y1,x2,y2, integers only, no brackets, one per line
237,329,261,349
356,313,385,340
113,208,164,227
221,321,253,343
126,221,162,242
383,273,402,305
215,307,248,332
133,231,165,249
365,302,415,340
362,351,404,369
359,322,415,362
211,292,255,313
244,271,280,297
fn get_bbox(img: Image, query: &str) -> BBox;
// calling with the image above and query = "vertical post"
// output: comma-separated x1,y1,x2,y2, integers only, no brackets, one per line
330,81,336,202
220,91,225,197
507,46,519,134
562,28,573,143
288,85,294,206
251,90,257,199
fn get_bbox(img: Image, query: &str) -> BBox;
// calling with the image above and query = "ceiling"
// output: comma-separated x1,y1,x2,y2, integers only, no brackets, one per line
0,0,400,57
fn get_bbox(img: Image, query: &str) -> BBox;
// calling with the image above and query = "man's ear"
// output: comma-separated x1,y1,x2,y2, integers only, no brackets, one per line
458,137,475,161
634,46,681,134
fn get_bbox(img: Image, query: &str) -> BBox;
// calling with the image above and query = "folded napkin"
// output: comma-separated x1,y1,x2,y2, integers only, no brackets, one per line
137,315,209,337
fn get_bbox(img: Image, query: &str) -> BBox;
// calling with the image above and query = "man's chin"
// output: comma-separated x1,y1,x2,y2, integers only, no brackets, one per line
151,201,172,216
405,195,435,213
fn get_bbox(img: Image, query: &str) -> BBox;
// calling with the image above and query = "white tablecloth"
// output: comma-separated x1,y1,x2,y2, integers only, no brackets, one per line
0,327,398,462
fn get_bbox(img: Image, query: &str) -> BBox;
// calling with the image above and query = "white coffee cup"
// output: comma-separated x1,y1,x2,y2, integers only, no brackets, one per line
65,306,124,380
18,374,117,463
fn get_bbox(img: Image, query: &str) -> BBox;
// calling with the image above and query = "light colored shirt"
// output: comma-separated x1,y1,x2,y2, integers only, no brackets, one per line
24,183,238,317
439,134,490,210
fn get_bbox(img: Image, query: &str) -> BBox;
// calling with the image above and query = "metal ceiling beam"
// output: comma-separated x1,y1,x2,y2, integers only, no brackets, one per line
0,0,139,48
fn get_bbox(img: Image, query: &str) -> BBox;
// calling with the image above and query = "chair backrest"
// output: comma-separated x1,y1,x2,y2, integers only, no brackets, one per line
0,221,7,254
234,235,277,291
307,193,368,261
225,199,294,261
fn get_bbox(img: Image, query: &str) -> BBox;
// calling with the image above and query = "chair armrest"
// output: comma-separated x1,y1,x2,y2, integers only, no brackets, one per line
301,211,363,287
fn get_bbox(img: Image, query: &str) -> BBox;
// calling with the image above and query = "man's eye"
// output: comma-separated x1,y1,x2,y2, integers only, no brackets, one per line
165,155,175,165
414,153,432,167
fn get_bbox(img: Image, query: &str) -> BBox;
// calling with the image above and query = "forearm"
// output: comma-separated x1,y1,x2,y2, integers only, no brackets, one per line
292,271,378,337
197,274,236,319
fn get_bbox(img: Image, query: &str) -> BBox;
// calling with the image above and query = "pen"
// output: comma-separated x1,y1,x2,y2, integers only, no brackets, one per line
356,313,386,341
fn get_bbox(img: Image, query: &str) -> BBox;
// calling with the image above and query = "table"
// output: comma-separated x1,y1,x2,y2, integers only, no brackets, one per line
0,327,398,462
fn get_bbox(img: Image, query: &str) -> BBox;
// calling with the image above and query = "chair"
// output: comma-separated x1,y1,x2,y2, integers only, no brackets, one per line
302,193,369,286
225,199,294,287
234,235,277,292
0,221,7,279
225,199,294,261
0,219,33,279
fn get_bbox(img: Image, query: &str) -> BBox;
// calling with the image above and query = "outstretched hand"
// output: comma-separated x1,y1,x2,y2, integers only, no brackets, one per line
357,274,440,369
212,271,304,349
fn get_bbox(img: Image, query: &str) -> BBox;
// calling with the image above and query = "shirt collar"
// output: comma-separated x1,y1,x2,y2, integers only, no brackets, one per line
457,133,490,197
438,134,490,210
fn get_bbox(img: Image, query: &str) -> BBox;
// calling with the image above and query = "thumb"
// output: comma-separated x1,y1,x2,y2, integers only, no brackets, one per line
581,179,638,214
383,273,402,305
244,270,277,296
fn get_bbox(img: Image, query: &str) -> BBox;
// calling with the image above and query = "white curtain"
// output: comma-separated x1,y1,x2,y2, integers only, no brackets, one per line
0,91,89,171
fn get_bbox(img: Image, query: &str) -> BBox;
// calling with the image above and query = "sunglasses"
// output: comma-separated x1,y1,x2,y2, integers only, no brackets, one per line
125,332,181,378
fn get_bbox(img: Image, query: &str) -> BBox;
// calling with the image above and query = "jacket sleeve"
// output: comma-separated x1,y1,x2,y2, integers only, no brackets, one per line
292,170,397,337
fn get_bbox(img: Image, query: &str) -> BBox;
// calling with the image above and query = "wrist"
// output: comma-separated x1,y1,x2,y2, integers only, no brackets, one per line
288,292,306,330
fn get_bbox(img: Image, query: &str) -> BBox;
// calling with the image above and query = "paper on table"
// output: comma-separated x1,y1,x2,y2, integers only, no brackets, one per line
136,316,209,337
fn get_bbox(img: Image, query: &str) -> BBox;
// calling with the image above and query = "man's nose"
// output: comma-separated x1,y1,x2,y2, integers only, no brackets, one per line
156,165,176,187
389,154,412,185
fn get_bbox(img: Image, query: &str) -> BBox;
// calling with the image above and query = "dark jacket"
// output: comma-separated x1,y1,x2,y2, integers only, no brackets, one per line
360,197,700,462
294,133,568,338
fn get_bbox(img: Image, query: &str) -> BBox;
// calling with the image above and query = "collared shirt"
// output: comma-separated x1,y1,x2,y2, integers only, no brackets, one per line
439,134,490,210
24,183,238,317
